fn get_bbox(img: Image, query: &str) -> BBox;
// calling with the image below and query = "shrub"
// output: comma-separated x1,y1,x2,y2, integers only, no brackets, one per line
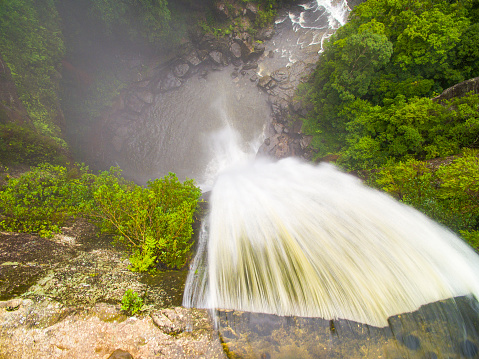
0,163,90,237
121,289,143,316
372,150,479,247
89,170,202,271
0,165,202,271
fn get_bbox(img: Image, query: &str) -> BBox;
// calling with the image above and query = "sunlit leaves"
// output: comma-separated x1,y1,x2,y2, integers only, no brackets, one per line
0,165,201,271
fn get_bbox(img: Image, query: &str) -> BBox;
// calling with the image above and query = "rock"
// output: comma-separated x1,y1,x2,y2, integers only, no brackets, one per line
257,133,297,159
161,71,182,92
214,2,229,21
242,62,258,71
183,50,203,67
108,349,134,359
273,122,284,134
0,299,22,311
125,94,146,113
234,38,264,62
258,75,276,91
270,68,289,83
399,334,421,350
230,42,242,58
172,62,190,78
300,135,313,150
151,307,188,335
0,228,225,358
256,26,275,41
244,3,258,21
433,76,479,103
209,50,223,65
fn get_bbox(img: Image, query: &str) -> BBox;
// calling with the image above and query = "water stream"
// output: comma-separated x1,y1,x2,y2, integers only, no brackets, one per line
184,158,479,357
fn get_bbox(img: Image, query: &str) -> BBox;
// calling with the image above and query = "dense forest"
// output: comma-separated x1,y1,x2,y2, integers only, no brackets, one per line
300,0,479,247
1,0,479,271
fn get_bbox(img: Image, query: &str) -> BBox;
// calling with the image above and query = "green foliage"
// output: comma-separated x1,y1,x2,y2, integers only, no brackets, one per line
89,170,202,271
341,93,479,170
0,164,90,237
121,289,143,315
372,150,479,247
0,0,65,144
255,6,276,28
90,0,171,45
302,0,479,161
0,124,69,166
198,21,234,38
0,164,201,270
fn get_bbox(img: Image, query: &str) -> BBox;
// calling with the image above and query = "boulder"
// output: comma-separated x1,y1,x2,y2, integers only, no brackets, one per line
160,71,182,92
433,77,479,103
183,50,203,67
258,75,276,91
270,68,290,83
209,50,225,65
172,62,190,78
214,2,229,21
108,349,134,359
230,42,242,58
244,3,258,21
256,26,275,41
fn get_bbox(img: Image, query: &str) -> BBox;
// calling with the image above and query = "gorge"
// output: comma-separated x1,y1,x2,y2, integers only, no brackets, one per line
1,0,479,358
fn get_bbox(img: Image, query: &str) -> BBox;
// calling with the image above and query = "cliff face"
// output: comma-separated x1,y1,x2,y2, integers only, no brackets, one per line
0,53,31,126
433,77,479,103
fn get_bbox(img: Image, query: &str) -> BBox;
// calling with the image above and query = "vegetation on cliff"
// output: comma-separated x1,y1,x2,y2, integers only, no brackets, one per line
300,0,479,246
0,0,65,145
0,164,201,271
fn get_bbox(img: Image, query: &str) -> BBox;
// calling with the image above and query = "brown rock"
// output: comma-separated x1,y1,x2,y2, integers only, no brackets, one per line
432,77,479,103
108,349,134,359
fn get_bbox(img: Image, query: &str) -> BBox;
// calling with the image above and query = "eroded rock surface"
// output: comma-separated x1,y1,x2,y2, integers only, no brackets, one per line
0,222,224,358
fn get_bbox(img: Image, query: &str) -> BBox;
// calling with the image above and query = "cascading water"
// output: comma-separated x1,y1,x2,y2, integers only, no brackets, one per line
184,158,479,358
186,158,479,325
257,0,349,76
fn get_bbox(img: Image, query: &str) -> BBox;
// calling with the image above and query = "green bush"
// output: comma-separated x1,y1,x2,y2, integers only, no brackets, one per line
0,163,90,237
341,93,479,170
301,0,479,161
372,150,479,248
89,170,202,271
0,165,202,270
121,289,143,315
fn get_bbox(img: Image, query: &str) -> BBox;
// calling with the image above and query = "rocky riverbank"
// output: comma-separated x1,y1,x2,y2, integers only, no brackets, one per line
0,221,224,358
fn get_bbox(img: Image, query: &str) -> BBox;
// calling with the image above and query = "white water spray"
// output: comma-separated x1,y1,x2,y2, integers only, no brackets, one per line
184,157,479,328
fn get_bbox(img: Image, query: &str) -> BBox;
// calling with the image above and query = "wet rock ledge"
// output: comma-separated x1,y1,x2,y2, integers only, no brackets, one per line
0,222,224,358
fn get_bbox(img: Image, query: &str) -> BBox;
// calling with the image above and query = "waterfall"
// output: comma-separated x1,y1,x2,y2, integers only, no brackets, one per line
184,158,479,329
